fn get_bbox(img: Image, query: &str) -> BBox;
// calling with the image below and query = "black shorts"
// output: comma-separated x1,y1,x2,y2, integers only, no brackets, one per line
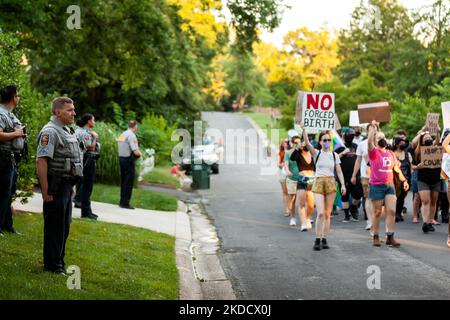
340,178,363,202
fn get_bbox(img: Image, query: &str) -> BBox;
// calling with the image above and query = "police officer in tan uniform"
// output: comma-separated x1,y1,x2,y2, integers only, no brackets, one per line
36,97,83,274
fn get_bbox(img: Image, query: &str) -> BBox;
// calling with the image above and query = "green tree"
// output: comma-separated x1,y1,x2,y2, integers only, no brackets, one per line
336,0,414,86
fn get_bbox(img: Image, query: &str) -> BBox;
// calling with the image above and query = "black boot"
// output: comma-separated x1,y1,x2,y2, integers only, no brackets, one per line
350,204,359,221
313,238,321,251
342,209,350,222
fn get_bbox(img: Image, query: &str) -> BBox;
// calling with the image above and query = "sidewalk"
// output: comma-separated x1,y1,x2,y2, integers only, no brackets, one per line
12,192,200,299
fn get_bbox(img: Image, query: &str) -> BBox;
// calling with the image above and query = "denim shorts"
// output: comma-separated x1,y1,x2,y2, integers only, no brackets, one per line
369,184,396,201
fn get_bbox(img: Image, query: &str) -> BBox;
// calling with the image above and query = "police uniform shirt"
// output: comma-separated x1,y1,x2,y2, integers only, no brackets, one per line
117,129,138,157
0,103,24,152
75,127,100,154
36,116,68,159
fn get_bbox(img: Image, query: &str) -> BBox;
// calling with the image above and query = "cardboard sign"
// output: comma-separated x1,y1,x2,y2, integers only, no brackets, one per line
349,110,368,127
426,113,440,136
421,146,443,169
357,101,390,123
294,91,307,126
302,92,335,134
442,101,450,129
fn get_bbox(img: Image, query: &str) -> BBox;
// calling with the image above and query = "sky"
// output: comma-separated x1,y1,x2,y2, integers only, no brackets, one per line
252,0,435,47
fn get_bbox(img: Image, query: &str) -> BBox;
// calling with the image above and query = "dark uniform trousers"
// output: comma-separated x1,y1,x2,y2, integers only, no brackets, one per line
75,155,96,216
0,155,15,231
119,156,136,206
43,177,73,271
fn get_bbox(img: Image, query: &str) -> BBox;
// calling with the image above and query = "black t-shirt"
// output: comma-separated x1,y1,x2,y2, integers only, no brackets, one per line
336,142,358,179
413,151,441,185
290,149,315,172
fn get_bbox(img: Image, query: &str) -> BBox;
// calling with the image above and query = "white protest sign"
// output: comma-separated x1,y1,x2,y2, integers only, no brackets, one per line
349,110,368,127
442,101,450,129
302,92,335,134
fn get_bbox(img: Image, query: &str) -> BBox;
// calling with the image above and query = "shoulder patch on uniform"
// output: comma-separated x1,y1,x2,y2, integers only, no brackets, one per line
40,133,49,146
117,135,126,142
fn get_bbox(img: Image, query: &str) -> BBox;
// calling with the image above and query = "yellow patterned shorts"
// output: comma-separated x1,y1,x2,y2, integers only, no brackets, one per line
312,177,337,195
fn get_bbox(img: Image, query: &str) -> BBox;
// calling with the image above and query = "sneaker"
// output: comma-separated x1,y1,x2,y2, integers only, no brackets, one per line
422,223,429,233
431,220,440,226
350,215,359,222
428,223,435,232
321,239,329,249
300,224,308,232
289,218,297,226
313,239,321,251
373,234,381,247
306,220,313,229
342,216,350,223
365,221,372,231
386,236,401,248
284,211,290,217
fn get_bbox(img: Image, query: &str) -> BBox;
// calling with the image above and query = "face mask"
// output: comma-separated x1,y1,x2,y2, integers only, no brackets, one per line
323,141,331,149
302,147,309,152
355,132,361,137
399,144,407,150
424,139,433,146
378,139,387,148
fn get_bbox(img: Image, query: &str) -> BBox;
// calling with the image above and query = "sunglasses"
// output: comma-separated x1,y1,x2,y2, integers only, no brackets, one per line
322,139,331,142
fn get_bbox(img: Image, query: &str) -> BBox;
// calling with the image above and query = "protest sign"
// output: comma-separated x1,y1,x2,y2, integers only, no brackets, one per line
294,91,307,126
441,101,450,129
357,101,390,123
349,110,368,127
302,92,335,133
426,113,440,136
421,146,443,169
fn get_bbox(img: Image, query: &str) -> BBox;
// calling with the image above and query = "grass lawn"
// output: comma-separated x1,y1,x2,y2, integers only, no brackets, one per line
245,112,288,146
91,183,178,212
143,165,179,188
0,213,178,299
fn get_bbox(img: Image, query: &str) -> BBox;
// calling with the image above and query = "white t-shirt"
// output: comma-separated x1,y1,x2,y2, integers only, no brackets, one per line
356,139,369,178
313,151,341,178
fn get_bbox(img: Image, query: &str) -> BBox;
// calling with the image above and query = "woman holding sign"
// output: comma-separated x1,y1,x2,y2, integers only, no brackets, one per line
412,130,441,234
301,125,346,251
367,121,408,248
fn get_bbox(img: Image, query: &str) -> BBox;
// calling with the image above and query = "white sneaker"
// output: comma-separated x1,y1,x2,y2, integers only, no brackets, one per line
289,218,297,226
365,221,372,231
300,224,308,232
306,220,313,229
284,211,290,217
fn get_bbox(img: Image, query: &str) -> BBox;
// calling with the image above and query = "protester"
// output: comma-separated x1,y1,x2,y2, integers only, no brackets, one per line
290,138,315,231
302,125,346,251
412,129,441,233
278,139,290,216
392,135,412,222
336,128,363,222
367,121,408,247
351,124,373,232
284,136,302,226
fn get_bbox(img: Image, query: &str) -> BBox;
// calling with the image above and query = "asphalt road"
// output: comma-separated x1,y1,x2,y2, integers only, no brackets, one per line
199,111,450,300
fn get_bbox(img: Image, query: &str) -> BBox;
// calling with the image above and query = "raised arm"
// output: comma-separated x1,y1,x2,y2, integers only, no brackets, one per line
301,125,317,156
367,121,378,152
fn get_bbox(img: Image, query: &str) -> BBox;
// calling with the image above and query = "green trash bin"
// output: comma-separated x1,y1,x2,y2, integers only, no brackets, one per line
191,162,210,190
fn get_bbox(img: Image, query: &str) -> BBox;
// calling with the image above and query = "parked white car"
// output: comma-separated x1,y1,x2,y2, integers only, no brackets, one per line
181,144,219,174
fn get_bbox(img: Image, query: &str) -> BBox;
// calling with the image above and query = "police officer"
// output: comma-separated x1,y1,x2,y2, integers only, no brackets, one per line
36,97,83,274
0,85,26,236
74,113,100,220
117,120,142,209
